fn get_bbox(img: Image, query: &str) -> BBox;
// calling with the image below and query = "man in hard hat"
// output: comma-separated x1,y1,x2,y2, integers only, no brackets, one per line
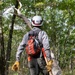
12,15,53,75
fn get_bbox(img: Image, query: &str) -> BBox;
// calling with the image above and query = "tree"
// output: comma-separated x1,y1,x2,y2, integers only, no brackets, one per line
5,0,19,75
0,1,6,75
0,11,5,75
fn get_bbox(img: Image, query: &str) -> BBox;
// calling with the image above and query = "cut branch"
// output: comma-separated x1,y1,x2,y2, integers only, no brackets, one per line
14,1,32,30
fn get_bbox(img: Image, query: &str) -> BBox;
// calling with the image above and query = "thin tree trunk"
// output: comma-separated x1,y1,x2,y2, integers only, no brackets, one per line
5,0,19,75
0,11,5,75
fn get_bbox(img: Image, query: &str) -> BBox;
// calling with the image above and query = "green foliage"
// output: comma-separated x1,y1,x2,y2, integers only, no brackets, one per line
1,0,75,75
0,1,4,10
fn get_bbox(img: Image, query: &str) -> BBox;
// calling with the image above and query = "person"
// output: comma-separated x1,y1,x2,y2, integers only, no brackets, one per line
12,15,53,75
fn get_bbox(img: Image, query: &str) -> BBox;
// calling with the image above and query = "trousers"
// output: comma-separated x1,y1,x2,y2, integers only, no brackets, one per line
28,57,49,75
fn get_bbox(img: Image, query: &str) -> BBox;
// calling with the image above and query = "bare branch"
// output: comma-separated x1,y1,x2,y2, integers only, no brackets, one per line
14,1,33,30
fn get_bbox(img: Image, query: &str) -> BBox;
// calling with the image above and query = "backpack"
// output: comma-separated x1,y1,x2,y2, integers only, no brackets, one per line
25,29,42,56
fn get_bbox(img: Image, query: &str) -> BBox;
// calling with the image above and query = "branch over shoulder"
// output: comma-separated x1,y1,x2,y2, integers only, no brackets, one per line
14,1,32,30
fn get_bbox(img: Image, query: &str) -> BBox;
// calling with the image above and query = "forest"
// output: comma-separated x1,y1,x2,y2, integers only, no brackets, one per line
0,0,75,75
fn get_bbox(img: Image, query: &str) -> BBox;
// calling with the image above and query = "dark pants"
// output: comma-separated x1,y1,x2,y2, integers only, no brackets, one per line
28,57,49,75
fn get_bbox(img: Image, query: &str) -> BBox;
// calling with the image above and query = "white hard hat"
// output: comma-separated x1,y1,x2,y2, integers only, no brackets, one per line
31,15,43,26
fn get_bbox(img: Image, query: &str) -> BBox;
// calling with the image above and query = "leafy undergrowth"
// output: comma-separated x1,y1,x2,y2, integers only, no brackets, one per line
62,69,75,75
9,67,75,75
9,67,29,75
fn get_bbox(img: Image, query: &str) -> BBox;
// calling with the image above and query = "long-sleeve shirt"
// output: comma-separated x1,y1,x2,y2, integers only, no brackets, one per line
16,27,51,61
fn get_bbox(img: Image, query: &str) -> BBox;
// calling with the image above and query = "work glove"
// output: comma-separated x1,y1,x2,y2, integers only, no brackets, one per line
46,60,53,72
12,61,20,71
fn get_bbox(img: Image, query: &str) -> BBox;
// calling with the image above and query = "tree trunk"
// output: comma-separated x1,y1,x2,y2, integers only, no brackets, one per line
5,0,19,75
0,11,5,75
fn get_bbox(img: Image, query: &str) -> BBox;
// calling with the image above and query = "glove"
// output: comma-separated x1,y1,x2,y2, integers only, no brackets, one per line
12,61,20,71
46,60,53,72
